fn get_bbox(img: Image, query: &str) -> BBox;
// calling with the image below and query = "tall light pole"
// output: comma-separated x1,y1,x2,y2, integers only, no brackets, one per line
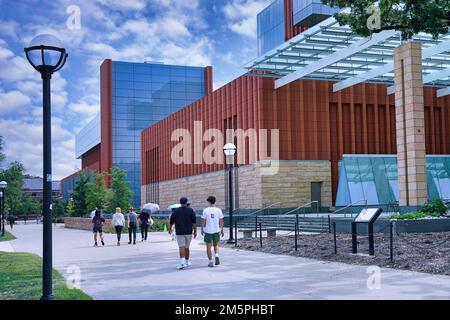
24,34,68,301
0,181,6,237
223,143,237,244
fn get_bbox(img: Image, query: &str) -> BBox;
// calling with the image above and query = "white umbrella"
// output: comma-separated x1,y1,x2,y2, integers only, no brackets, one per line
141,203,160,214
168,204,181,210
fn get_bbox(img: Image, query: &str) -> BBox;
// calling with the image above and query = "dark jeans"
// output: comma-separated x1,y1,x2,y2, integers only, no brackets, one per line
141,224,149,240
115,226,123,242
129,223,137,243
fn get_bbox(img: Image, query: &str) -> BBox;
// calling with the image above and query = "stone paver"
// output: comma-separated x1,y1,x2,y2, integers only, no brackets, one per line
4,224,450,300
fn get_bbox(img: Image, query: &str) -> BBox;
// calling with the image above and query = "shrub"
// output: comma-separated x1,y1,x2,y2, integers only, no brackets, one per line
389,211,441,220
420,199,449,216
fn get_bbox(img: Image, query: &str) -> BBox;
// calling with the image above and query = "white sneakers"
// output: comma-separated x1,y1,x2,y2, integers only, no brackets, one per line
177,260,191,270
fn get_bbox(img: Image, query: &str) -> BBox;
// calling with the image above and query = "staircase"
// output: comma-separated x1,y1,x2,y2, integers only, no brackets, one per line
236,214,330,233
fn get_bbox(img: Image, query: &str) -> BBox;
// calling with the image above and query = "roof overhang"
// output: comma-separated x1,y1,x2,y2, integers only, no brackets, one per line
244,13,450,96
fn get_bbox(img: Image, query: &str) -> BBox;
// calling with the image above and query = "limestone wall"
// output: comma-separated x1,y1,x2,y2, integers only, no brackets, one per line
64,217,113,231
142,160,332,210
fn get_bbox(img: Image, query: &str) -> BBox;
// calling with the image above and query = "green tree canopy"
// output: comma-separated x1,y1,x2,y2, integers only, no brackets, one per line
0,161,26,214
322,0,450,40
20,194,42,215
107,166,133,213
72,172,90,217
52,199,65,217
86,172,111,212
0,136,5,165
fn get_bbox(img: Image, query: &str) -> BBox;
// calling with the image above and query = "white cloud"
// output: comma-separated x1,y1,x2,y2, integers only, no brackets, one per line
0,118,80,180
223,0,271,38
0,90,31,116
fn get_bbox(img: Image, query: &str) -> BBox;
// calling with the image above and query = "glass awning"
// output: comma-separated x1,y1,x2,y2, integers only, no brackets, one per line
244,14,450,93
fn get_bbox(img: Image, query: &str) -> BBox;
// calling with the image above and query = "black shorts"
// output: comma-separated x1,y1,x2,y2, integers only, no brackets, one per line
93,227,103,233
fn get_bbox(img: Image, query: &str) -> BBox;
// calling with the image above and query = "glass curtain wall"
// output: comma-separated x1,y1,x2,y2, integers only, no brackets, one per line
292,0,339,26
336,155,450,206
257,0,285,56
111,62,206,207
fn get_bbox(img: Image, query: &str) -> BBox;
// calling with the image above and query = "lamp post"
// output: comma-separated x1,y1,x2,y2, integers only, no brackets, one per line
223,143,237,244
0,181,6,237
24,34,68,301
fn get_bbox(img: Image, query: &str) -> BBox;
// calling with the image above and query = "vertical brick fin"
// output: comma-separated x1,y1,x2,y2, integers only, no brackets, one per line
284,0,294,40
100,59,113,187
205,66,213,95
394,42,428,207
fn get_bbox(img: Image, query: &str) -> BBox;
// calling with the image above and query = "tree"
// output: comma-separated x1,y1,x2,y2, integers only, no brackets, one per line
52,199,66,217
85,172,111,212
322,0,450,40
20,194,42,215
0,161,26,214
107,166,133,213
0,136,5,165
72,172,90,217
66,198,76,217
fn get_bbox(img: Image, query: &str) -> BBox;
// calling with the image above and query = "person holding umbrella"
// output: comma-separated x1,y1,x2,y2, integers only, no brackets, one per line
138,203,160,243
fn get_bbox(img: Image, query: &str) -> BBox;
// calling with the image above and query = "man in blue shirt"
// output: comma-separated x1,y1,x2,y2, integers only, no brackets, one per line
169,197,197,269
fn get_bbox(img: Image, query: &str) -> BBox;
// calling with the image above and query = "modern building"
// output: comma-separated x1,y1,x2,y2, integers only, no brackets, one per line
62,60,213,206
23,178,62,204
141,0,450,211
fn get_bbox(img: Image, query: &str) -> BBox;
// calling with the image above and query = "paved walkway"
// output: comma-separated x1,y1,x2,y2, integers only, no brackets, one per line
3,224,450,300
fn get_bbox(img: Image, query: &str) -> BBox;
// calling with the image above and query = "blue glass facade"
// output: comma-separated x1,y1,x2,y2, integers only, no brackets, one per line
75,113,100,159
111,62,206,207
62,169,94,201
257,0,285,56
336,155,450,206
292,0,339,26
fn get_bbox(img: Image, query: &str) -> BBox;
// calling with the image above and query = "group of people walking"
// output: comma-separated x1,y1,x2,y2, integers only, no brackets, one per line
91,207,153,247
91,195,225,269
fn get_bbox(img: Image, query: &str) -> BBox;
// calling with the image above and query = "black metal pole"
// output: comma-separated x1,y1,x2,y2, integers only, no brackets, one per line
255,215,258,238
234,220,237,247
294,222,298,251
333,221,337,254
368,223,375,256
41,70,54,300
1,190,4,236
328,215,331,233
227,163,235,244
351,221,357,254
259,223,262,248
390,221,394,263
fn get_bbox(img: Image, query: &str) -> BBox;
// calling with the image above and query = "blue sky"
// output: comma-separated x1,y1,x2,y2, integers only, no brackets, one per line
0,0,272,179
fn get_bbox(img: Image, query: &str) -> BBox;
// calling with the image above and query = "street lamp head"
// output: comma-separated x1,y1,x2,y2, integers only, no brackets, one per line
0,181,7,189
223,143,237,157
24,34,68,75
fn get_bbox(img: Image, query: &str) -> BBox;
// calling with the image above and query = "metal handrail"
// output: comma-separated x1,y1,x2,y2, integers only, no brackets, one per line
278,201,319,216
239,202,283,218
330,199,368,218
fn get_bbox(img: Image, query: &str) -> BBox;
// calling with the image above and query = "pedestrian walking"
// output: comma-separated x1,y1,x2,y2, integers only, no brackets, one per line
128,207,138,245
92,209,105,247
8,215,14,230
168,197,197,270
112,208,125,246
139,209,152,242
201,196,224,267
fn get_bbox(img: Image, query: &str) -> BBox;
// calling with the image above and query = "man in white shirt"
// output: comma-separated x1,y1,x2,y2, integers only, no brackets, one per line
201,196,224,267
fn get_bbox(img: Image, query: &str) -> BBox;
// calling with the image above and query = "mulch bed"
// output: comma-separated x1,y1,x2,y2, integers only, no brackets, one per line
222,231,450,275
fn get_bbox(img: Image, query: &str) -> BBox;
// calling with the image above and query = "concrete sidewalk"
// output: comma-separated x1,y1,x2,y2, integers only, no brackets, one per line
4,224,450,300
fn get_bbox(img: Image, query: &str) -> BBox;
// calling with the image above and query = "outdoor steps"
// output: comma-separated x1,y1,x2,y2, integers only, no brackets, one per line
236,214,330,233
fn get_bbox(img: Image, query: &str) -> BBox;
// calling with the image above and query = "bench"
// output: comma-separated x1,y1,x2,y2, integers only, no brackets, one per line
239,227,278,239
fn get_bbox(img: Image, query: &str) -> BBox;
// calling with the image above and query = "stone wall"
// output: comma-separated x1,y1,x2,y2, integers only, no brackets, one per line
64,217,113,231
142,160,332,210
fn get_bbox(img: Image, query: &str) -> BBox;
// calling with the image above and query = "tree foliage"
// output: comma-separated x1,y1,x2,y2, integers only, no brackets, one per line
66,198,76,217
107,166,133,213
85,172,111,212
0,136,5,165
0,161,26,215
20,194,42,215
71,172,90,217
321,0,450,40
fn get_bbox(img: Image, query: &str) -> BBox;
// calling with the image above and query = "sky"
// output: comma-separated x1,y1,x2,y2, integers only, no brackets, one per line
0,0,272,180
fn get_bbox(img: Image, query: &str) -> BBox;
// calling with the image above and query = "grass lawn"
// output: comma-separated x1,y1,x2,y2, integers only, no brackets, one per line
0,252,92,300
0,231,16,242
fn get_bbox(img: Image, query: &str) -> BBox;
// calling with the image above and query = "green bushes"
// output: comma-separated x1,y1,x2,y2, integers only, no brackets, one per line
389,199,449,220
105,219,169,234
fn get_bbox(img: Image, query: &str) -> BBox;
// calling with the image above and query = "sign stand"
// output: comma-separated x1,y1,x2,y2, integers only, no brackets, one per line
351,208,383,256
